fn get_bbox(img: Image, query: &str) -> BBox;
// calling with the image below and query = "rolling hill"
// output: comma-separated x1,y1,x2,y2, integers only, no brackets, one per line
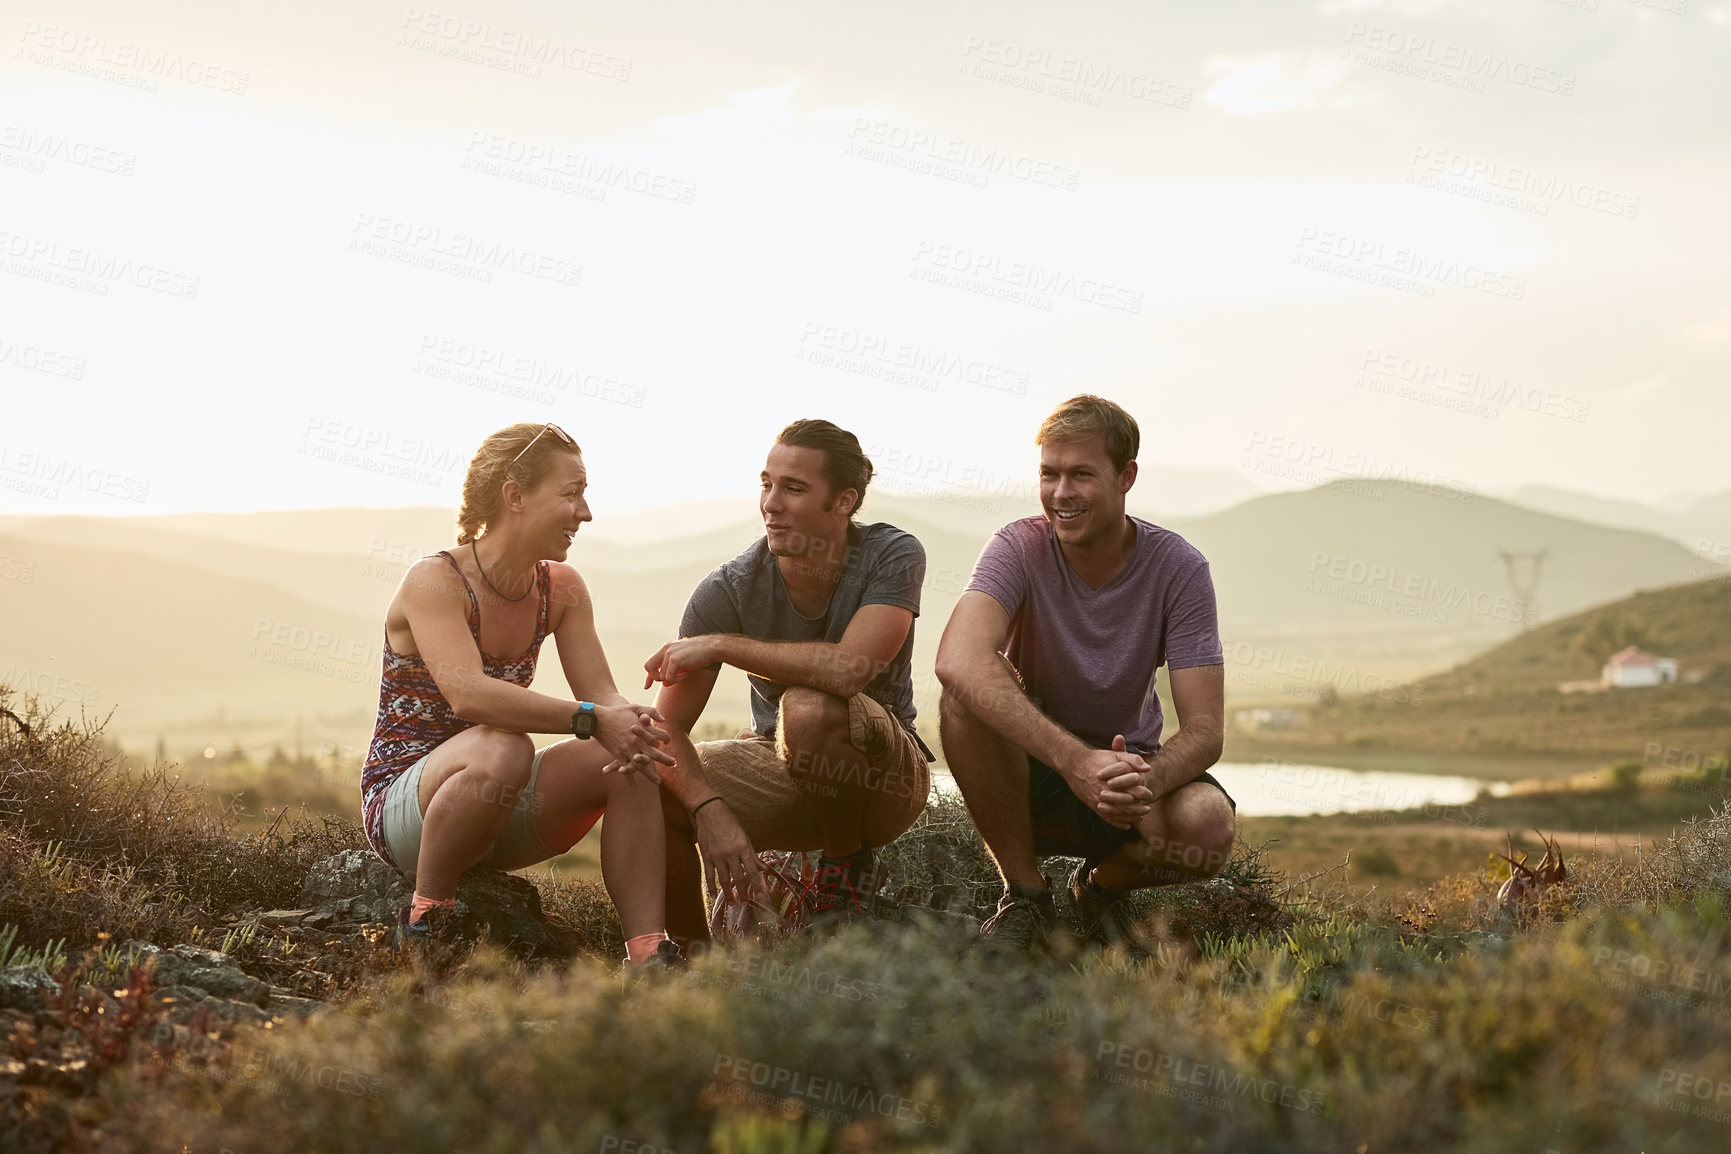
1234,574,1731,762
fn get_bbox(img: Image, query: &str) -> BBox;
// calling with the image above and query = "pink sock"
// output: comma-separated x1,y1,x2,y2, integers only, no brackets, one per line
624,932,668,965
409,893,456,924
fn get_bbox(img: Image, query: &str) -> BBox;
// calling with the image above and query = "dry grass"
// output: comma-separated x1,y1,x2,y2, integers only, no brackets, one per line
0,687,362,950
7,687,1731,1151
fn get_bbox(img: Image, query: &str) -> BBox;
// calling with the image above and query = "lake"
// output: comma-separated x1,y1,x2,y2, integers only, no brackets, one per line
932,760,1512,818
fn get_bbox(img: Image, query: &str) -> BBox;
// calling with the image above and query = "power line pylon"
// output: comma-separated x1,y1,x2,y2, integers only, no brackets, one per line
1497,548,1548,631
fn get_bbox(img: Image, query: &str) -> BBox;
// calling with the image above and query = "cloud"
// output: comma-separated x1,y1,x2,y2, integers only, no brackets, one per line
1200,53,1355,115
654,83,799,139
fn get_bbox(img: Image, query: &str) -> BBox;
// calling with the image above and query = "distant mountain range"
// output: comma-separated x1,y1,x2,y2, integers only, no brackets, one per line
1496,484,1731,557
1,481,1724,764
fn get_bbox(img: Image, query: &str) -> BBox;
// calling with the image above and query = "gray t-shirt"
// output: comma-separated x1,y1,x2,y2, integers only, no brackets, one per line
679,520,926,742
964,515,1223,755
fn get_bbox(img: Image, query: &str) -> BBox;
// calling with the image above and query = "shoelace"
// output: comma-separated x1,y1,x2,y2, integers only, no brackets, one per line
802,864,864,914
983,894,1046,943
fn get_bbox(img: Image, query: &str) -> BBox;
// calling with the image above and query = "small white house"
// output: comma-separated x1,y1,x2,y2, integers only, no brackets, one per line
1601,645,1679,689
1234,707,1300,730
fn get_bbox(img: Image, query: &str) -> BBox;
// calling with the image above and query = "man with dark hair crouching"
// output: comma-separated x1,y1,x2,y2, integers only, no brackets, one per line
935,395,1237,955
643,419,933,950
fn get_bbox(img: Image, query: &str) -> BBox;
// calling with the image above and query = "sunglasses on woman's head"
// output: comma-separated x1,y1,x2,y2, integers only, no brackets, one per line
507,422,576,468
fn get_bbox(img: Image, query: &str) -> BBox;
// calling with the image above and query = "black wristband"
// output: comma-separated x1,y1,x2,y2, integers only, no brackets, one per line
691,796,725,820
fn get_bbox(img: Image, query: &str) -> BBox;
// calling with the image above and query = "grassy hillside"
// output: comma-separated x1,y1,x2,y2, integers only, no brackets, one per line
1239,574,1731,764
6,689,1731,1153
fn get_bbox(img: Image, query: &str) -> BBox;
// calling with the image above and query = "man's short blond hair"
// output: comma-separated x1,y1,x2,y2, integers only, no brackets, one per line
1035,394,1139,473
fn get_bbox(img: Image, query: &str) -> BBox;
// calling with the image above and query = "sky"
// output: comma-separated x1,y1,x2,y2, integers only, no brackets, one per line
3,0,1727,520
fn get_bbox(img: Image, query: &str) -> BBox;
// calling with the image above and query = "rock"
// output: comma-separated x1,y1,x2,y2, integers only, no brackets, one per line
1,1085,76,1153
121,942,268,1006
21,1041,94,1094
151,985,273,1026
0,967,60,1013
148,985,203,1014
198,998,274,1026
258,908,314,926
300,849,411,923
295,851,579,959
446,868,580,959
266,994,327,1019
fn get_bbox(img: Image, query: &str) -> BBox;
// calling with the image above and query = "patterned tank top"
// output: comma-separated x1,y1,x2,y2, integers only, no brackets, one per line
360,549,552,869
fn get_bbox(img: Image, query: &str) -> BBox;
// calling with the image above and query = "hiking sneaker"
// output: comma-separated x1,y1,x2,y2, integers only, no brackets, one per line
394,903,460,969
979,879,1058,955
804,850,875,931
625,938,689,983
1065,862,1140,949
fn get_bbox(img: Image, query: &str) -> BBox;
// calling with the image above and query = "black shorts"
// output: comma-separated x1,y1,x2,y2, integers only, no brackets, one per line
1027,756,1236,869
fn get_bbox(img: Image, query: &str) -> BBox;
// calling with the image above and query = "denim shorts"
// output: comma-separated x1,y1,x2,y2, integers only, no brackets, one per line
379,744,556,884
1027,756,1236,869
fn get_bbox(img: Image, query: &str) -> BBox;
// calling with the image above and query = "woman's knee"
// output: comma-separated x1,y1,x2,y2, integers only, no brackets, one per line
603,767,664,815
469,726,534,772
439,728,534,805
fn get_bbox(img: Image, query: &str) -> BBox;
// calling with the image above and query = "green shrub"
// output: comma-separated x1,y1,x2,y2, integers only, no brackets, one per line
1610,758,1645,790
1353,845,1401,877
88,882,1731,1154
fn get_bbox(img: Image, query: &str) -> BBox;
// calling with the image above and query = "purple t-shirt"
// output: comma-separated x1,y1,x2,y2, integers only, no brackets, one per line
964,515,1223,755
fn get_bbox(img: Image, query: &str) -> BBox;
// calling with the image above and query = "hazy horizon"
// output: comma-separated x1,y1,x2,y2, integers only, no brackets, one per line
2,476,1727,541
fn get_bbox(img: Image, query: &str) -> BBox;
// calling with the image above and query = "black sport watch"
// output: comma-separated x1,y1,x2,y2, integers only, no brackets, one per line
571,702,597,739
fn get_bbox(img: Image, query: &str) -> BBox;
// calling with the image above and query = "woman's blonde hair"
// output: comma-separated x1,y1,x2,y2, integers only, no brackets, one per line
455,423,582,545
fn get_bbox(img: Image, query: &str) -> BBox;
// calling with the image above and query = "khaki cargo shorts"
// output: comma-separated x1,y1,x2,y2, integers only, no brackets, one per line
695,692,930,851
